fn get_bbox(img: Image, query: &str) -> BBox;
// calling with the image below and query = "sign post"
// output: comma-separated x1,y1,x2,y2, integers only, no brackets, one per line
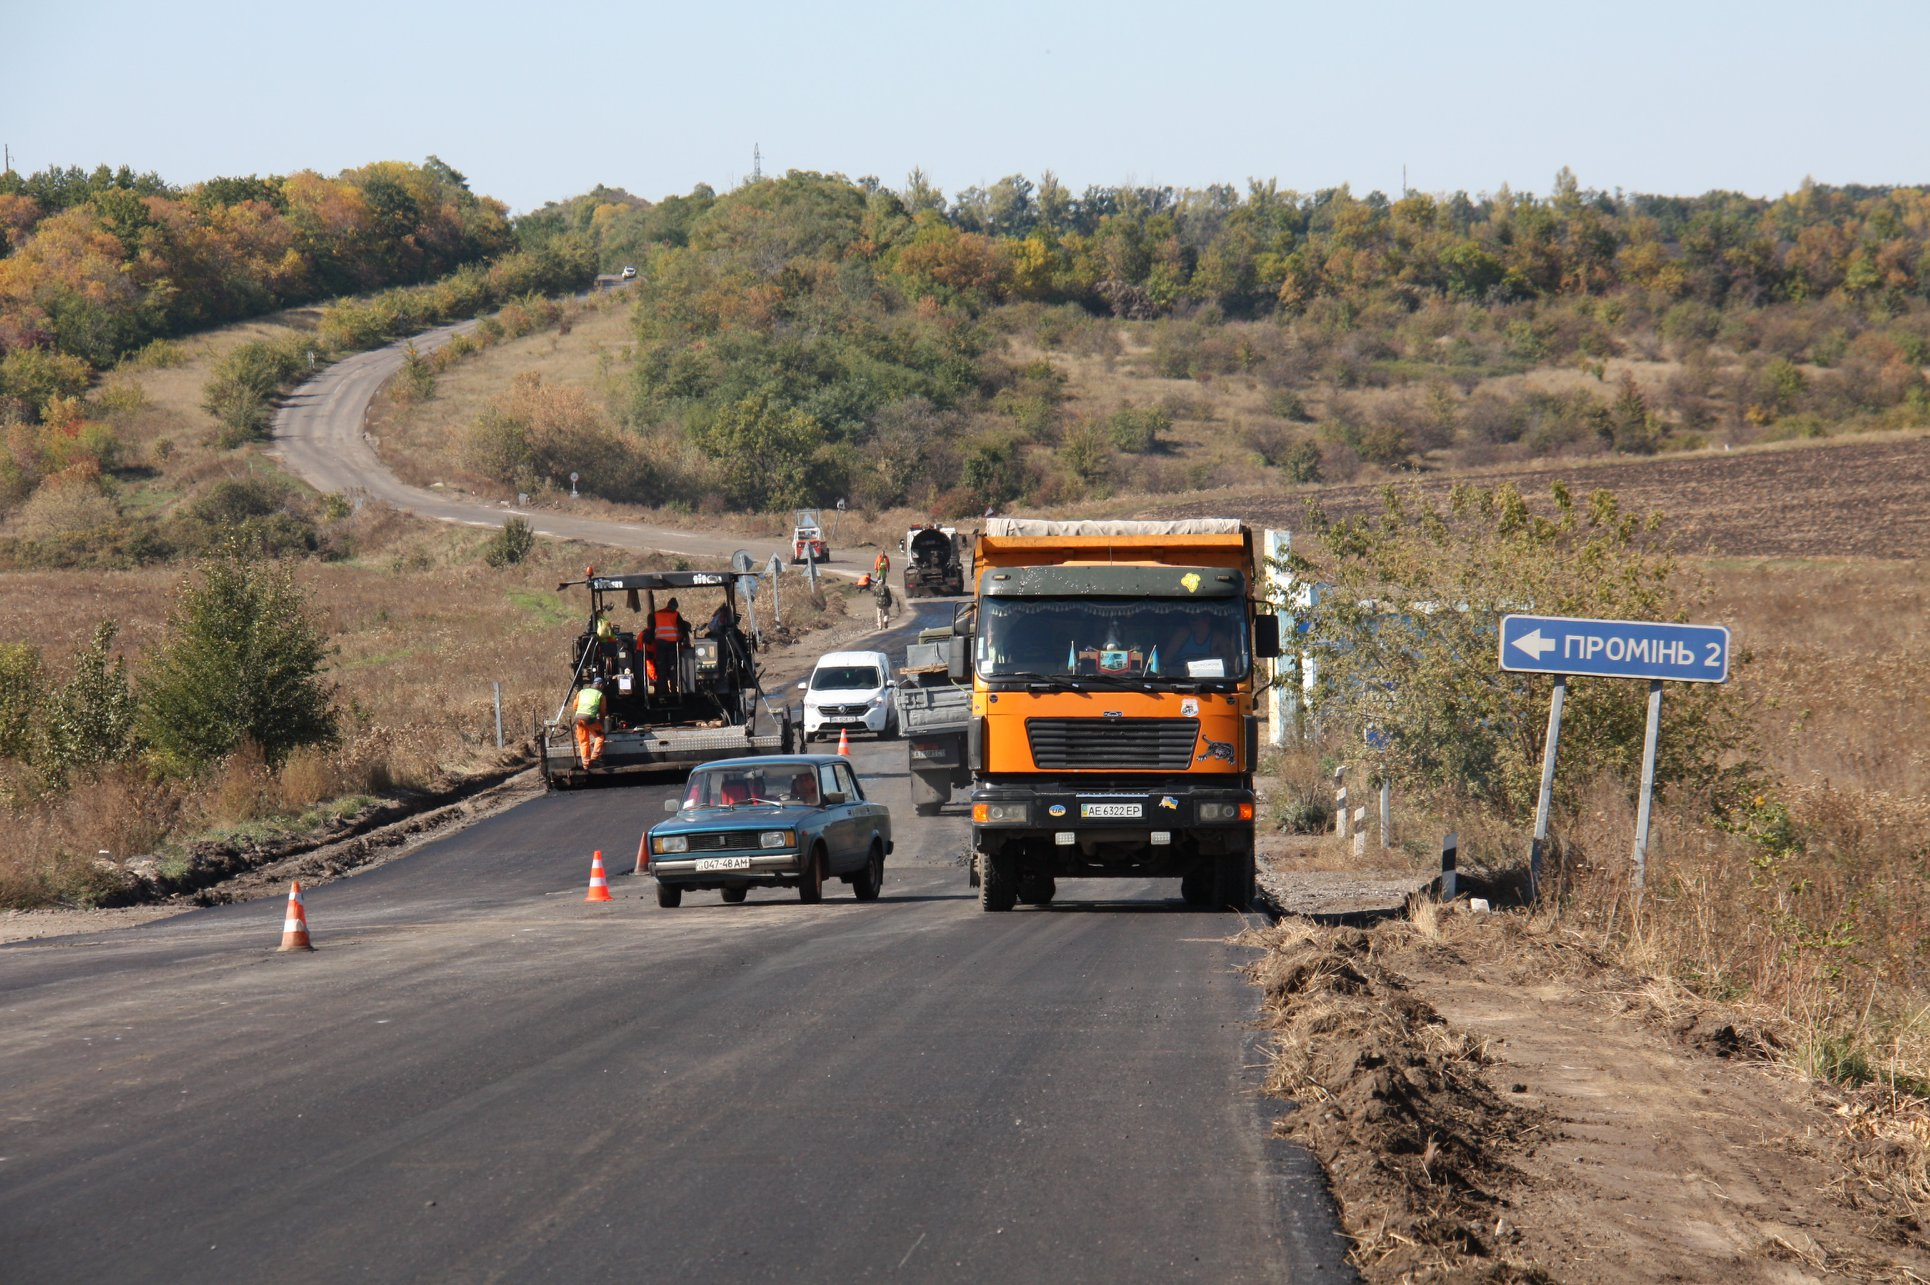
569,471,580,498
765,552,784,626
1499,614,1730,902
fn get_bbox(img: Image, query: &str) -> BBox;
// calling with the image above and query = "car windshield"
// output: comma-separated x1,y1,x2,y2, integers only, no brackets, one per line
811,665,881,691
978,596,1250,683
683,765,821,809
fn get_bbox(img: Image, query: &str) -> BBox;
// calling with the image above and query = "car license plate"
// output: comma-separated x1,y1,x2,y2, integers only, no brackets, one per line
1081,801,1142,819
694,856,752,872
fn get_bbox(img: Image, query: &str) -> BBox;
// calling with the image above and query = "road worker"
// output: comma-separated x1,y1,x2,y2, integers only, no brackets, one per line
874,577,895,629
572,677,607,768
652,597,689,695
872,548,891,582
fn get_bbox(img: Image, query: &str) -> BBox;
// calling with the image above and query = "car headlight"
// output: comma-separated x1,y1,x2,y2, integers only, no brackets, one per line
973,801,1029,824
759,830,794,848
653,834,688,854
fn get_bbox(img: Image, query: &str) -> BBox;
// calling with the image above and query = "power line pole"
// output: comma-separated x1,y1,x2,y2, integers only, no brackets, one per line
752,143,762,183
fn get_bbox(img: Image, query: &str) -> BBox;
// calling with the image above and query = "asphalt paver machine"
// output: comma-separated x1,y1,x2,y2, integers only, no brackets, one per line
539,569,793,788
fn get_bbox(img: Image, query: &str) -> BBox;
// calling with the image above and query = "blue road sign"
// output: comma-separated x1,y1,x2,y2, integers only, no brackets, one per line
1499,614,1730,683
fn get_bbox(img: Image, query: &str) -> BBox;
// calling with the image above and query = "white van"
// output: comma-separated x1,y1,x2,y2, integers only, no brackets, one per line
799,650,896,741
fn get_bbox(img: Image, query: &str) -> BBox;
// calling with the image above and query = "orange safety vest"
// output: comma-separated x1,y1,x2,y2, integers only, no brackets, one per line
652,609,683,644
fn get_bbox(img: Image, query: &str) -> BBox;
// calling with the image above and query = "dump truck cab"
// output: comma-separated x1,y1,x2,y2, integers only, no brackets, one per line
955,519,1279,910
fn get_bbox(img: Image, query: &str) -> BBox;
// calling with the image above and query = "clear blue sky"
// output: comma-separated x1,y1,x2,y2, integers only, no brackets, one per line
12,0,1929,214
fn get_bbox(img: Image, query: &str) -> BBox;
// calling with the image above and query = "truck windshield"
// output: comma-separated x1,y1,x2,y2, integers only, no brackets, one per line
978,597,1250,682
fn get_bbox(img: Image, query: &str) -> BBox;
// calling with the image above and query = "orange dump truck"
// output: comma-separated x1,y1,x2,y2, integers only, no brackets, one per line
949,519,1281,911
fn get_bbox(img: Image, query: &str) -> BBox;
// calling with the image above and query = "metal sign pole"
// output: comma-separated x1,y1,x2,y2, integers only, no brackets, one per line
1632,679,1663,898
1528,674,1566,901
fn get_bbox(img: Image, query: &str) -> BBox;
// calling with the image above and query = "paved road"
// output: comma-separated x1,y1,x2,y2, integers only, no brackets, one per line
268,323,873,576
0,605,1350,1282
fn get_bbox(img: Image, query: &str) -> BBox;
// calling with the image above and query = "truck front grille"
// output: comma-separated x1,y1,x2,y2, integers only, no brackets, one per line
1025,718,1197,771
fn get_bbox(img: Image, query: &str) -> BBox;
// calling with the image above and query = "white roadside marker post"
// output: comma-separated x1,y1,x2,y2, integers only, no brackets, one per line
1441,832,1458,902
1528,674,1566,901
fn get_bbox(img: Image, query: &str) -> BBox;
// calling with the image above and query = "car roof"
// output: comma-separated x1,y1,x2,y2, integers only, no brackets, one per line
690,754,851,771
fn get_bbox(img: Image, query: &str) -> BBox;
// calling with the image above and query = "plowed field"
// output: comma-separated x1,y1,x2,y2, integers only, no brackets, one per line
1151,435,1930,559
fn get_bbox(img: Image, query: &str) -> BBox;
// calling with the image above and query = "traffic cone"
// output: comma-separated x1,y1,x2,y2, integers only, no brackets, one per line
278,880,314,952
633,829,650,876
585,850,613,903
837,727,851,756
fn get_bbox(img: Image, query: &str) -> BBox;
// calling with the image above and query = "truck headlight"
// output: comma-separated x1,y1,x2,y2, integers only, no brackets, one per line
759,830,794,848
653,834,688,854
973,801,1029,824
1198,802,1255,822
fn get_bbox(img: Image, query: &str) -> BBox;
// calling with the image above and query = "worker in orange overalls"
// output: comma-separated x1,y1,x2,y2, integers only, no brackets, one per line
873,549,890,583
572,677,607,768
651,597,689,695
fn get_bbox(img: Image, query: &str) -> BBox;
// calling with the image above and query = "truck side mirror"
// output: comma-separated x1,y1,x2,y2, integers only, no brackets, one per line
1253,615,1281,659
946,636,969,682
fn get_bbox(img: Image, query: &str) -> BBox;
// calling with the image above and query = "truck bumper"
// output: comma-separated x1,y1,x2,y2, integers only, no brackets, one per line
969,784,1254,876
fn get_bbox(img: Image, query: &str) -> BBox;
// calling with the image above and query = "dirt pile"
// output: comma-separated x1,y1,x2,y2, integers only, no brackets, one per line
1247,909,1930,1283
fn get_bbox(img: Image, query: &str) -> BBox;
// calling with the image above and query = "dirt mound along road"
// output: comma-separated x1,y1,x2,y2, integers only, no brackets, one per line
1248,911,1930,1283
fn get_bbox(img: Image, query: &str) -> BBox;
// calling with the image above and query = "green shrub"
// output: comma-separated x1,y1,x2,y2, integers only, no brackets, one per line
482,516,536,567
1106,405,1170,453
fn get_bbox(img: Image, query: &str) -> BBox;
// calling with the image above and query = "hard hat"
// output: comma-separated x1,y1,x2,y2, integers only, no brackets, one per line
591,676,606,687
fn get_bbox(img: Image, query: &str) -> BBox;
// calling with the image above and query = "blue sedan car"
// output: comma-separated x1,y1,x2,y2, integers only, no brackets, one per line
644,755,893,907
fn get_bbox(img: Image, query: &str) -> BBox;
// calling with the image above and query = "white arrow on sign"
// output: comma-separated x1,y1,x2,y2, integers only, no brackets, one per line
1511,628,1556,660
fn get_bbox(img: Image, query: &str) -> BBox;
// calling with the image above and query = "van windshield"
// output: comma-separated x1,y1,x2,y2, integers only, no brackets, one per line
978,597,1250,683
811,665,881,691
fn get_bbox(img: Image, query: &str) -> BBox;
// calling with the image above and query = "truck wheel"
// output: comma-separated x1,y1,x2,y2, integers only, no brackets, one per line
1016,874,1056,906
656,883,682,909
798,848,825,904
978,849,1016,912
853,844,884,901
911,771,945,816
1215,845,1256,910
721,887,748,904
1180,868,1214,906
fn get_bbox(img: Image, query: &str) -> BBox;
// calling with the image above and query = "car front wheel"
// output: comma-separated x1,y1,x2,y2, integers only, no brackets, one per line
798,848,825,904
656,883,682,909
721,887,748,904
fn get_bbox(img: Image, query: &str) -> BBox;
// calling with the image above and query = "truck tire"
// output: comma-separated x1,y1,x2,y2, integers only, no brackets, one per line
978,849,1016,912
1180,867,1214,906
910,770,946,816
853,844,884,901
798,847,825,904
1016,874,1056,906
656,883,682,909
1215,844,1256,910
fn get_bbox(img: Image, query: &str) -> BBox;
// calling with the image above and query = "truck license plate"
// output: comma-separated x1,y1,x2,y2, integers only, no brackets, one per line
694,856,752,872
1080,802,1142,819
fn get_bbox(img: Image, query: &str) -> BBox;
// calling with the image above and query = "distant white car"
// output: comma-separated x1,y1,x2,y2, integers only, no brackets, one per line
798,650,896,741
620,265,638,280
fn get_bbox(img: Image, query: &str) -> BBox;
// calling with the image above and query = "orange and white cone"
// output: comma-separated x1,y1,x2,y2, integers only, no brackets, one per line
278,880,314,952
634,829,651,877
837,727,851,756
585,850,613,903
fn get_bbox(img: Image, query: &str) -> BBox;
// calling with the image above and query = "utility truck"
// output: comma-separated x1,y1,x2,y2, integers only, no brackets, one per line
901,524,970,597
950,519,1280,910
895,625,972,814
539,568,793,788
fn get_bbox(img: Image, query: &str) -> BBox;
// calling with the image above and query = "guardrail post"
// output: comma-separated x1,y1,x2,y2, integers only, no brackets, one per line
1351,808,1366,858
1379,779,1391,849
1441,832,1458,902
493,682,504,749
1334,766,1349,839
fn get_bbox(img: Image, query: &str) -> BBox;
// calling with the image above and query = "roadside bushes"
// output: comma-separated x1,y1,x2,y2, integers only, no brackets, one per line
201,336,309,446
464,372,654,502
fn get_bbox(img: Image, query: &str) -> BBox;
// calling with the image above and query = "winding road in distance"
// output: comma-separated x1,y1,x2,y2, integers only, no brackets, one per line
268,319,871,574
